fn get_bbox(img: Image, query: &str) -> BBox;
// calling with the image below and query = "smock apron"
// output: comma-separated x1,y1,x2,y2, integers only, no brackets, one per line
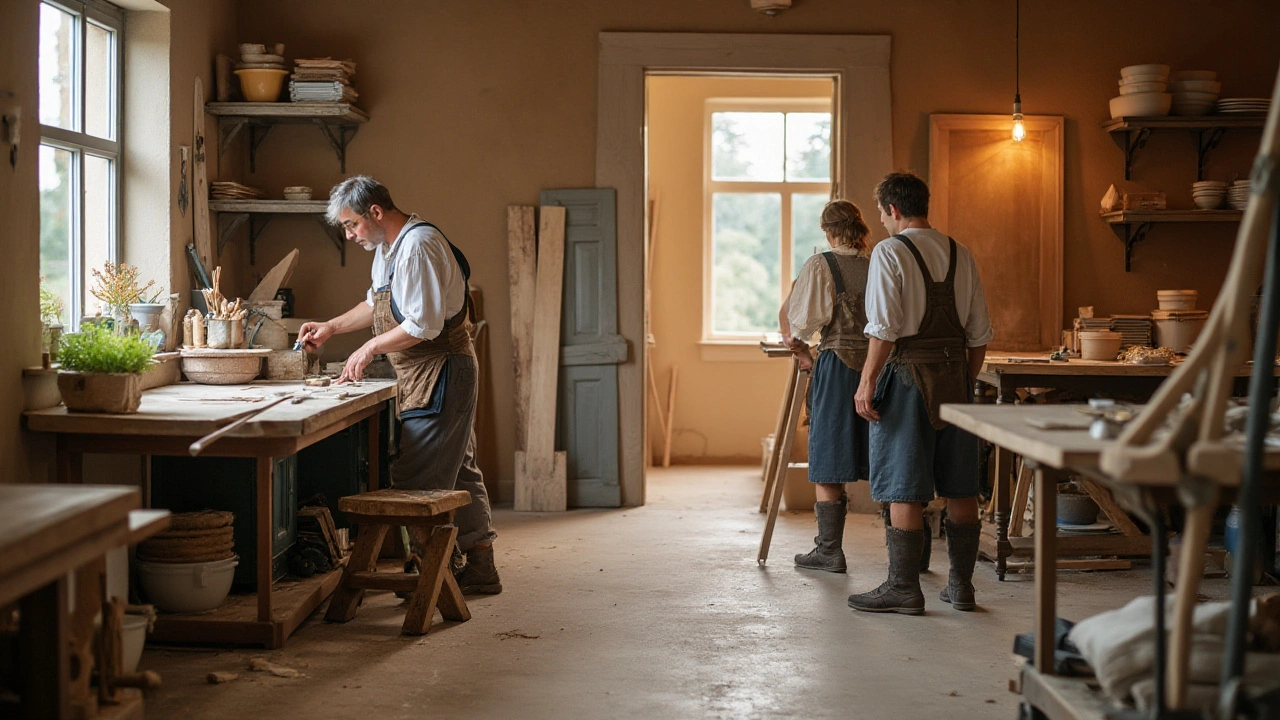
806,251,871,484
374,221,495,550
868,234,980,503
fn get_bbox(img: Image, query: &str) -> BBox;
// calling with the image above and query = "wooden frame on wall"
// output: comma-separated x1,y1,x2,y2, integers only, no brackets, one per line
598,32,893,506
929,113,1064,351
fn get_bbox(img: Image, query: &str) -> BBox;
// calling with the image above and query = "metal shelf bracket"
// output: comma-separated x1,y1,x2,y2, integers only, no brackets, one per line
1108,221,1154,272
1196,127,1227,181
313,121,360,173
315,217,347,267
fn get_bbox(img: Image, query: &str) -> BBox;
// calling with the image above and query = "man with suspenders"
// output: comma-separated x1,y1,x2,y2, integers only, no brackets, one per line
300,175,501,595
847,172,992,615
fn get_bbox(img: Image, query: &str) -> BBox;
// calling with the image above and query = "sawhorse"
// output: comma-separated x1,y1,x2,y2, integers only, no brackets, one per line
758,357,811,564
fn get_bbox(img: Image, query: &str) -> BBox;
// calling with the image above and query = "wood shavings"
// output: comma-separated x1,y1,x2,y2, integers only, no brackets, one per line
248,657,301,678
1119,346,1175,365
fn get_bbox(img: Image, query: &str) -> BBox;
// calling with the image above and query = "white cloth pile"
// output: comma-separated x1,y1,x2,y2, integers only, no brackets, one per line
1068,595,1280,713
290,58,357,103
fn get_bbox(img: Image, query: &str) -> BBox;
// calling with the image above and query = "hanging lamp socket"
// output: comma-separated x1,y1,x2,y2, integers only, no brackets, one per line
1012,96,1026,142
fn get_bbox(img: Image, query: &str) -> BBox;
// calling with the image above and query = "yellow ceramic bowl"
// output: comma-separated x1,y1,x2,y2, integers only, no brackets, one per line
234,69,287,102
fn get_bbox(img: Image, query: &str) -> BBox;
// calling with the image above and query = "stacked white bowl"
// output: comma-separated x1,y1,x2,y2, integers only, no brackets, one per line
1191,180,1227,209
1110,64,1172,119
1228,180,1251,211
1169,70,1220,116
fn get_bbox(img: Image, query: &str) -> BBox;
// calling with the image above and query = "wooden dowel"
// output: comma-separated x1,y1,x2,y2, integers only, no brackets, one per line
662,365,678,468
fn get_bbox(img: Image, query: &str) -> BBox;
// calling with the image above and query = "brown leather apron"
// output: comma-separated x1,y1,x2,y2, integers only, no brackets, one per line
371,222,475,416
885,235,969,430
816,251,870,371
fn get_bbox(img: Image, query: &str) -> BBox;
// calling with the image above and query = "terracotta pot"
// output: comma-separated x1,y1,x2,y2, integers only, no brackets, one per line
57,371,142,414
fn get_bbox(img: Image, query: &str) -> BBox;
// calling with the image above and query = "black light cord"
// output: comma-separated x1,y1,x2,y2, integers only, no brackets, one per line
1015,0,1020,98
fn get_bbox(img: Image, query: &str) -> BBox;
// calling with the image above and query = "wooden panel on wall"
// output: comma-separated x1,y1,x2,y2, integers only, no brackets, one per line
930,114,1064,352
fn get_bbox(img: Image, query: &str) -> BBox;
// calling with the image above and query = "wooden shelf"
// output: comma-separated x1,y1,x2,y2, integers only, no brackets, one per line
1102,114,1265,181
209,199,344,266
205,102,368,173
1101,209,1244,272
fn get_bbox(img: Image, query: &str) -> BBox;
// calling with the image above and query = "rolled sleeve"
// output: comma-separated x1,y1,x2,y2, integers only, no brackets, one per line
963,254,995,347
786,256,834,342
392,244,449,341
366,286,375,307
863,244,904,342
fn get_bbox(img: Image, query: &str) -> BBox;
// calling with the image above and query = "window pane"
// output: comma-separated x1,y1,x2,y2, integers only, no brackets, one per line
785,112,832,182
84,154,114,316
85,22,114,139
39,3,76,131
711,112,783,182
40,144,75,325
792,193,829,278
712,193,780,335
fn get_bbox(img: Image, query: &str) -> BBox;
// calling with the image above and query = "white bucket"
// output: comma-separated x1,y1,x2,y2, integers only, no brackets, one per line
122,614,148,673
1156,289,1198,311
1153,310,1208,353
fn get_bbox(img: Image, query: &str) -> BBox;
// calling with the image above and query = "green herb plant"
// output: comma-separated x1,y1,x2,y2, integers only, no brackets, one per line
39,276,64,325
58,324,155,374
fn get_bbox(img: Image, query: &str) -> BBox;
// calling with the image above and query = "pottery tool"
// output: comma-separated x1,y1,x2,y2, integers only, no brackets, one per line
303,375,331,387
193,77,212,270
189,393,297,456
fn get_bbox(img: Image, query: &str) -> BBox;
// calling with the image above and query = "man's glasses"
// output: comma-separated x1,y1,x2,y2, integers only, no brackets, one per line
339,209,370,231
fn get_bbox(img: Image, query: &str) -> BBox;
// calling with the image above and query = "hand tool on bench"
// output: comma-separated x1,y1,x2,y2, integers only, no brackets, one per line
188,393,298,456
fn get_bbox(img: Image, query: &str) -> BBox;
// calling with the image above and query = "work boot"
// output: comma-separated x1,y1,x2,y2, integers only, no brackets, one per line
847,527,925,615
939,520,981,611
454,544,502,595
794,495,848,573
882,503,933,573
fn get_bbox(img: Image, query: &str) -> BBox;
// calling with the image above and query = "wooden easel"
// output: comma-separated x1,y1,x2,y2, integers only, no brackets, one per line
758,355,810,564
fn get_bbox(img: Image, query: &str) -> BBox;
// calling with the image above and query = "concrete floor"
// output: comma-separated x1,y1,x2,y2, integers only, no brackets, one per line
142,466,1189,719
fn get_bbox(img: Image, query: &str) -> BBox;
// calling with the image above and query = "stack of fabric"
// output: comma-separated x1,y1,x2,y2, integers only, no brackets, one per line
289,58,358,103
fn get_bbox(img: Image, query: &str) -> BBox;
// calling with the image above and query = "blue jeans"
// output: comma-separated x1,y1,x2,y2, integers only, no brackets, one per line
392,354,496,552
807,350,869,484
868,363,981,503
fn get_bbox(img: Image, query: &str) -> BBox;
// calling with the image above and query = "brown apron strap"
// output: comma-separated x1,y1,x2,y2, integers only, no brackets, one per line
819,252,847,296
944,237,958,283
894,234,935,285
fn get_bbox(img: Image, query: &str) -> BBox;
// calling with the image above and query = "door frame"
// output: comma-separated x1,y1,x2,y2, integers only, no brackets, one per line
597,32,893,506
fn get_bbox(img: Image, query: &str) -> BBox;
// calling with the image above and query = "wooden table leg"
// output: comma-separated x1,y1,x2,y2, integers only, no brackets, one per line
367,413,381,493
758,368,810,564
56,435,83,484
256,456,274,627
403,524,460,635
1033,464,1059,675
992,447,1014,580
19,577,70,719
760,361,799,513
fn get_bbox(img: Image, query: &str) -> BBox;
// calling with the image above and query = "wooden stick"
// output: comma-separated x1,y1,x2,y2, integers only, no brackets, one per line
662,365,679,468
189,394,294,455
1168,499,1217,710
758,365,810,563
1009,459,1032,537
646,357,666,452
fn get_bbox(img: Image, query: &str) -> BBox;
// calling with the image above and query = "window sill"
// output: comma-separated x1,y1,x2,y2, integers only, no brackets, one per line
697,339,775,363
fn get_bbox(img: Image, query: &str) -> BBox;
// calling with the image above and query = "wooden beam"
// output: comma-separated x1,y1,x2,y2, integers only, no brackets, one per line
507,206,537,453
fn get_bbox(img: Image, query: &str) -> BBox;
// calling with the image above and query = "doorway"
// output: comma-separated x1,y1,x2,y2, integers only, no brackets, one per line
644,74,836,471
596,32,893,506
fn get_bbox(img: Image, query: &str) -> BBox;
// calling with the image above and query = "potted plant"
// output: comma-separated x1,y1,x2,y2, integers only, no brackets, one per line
89,261,160,332
39,277,65,363
57,324,156,413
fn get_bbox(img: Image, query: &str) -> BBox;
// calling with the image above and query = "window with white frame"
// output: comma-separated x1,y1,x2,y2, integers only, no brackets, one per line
703,99,833,340
39,0,123,328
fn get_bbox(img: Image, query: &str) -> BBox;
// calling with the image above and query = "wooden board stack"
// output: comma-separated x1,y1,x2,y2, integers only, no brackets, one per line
290,57,358,103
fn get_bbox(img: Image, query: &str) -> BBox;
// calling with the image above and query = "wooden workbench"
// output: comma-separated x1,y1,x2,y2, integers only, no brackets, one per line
978,353,1263,403
940,402,1277,719
0,484,168,719
24,379,398,649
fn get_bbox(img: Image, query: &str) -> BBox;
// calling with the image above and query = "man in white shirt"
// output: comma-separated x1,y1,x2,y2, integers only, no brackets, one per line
847,172,992,616
300,176,500,595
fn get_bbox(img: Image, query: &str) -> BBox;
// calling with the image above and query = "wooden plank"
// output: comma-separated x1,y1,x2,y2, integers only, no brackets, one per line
662,365,678,468
1101,116,1265,132
1075,479,1143,536
1101,209,1243,223
1020,665,1116,720
560,335,628,366
507,206,537,453
194,77,212,269
1005,558,1132,572
247,248,300,302
1034,467,1059,674
1168,502,1215,710
515,206,567,511
209,199,329,214
338,488,471,517
758,369,810,563
1009,460,1032,537
205,102,369,122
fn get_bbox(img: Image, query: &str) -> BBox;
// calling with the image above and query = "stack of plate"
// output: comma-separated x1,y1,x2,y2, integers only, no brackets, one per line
1215,98,1271,115
1169,70,1220,116
1079,317,1114,332
1110,64,1172,119
1111,315,1153,348
238,42,285,71
1228,180,1251,211
1192,180,1228,210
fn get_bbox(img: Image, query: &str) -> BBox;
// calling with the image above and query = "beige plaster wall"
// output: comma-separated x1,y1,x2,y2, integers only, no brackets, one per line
231,0,1279,495
647,75,831,462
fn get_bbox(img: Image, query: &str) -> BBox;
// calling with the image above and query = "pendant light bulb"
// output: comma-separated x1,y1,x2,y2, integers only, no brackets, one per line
1012,96,1026,142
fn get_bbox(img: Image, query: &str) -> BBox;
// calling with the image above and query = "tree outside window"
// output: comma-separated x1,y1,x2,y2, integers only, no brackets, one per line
704,101,832,339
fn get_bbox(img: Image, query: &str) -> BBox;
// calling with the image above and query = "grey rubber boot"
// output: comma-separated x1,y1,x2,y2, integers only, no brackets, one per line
794,496,848,573
454,544,503,595
847,527,926,615
882,503,933,572
939,520,981,611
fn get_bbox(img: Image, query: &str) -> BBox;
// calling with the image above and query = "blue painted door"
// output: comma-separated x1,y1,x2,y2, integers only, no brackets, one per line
541,189,623,507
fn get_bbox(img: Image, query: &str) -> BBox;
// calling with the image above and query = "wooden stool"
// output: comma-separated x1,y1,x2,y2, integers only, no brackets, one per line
325,489,473,635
